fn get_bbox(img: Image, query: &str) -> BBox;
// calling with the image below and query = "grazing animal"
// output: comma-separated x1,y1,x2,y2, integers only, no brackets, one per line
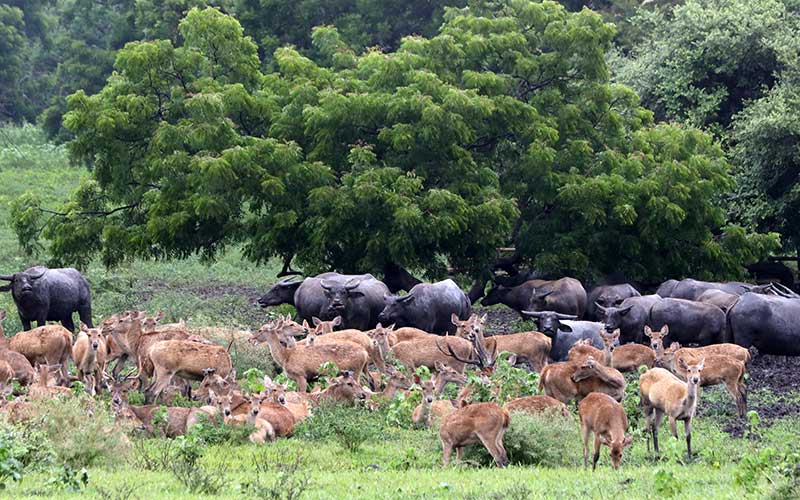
379,279,471,335
253,320,369,392
440,402,510,468
578,392,633,470
431,361,468,397
0,313,34,385
657,343,748,417
503,395,569,418
599,329,655,372
0,266,92,332
386,326,432,346
1,323,72,384
728,292,800,356
72,323,108,395
649,298,726,346
146,340,233,403
411,375,456,428
695,289,740,312
376,365,413,399
391,335,474,374
586,284,641,321
262,378,310,423
522,310,604,361
595,295,662,344
482,278,587,319
195,368,237,404
639,358,704,457
249,392,295,438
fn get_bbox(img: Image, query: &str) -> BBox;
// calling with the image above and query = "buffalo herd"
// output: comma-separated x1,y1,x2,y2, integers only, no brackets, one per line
259,274,800,360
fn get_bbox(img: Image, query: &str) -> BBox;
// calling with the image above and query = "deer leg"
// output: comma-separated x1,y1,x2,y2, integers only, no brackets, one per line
669,416,678,438
684,419,693,458
111,353,128,378
477,431,506,468
441,441,453,467
581,424,591,468
642,404,653,454
592,435,602,471
652,409,665,454
147,369,173,404
294,375,307,393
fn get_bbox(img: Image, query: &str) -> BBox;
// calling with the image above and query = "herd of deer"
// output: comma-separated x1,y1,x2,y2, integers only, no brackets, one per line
0,307,752,470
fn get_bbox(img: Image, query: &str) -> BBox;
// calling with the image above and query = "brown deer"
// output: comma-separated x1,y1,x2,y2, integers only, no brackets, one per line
304,320,385,374
452,314,551,371
1,322,72,384
391,335,475,374
387,326,433,346
640,359,704,457
411,375,456,428
73,323,108,395
567,338,606,364
643,325,669,355
253,320,369,392
578,392,633,470
307,371,370,406
262,377,310,422
249,392,295,438
504,395,570,418
440,402,510,468
195,368,238,404
376,365,413,399
571,356,626,402
432,361,468,397
28,364,72,399
657,343,747,417
0,311,35,385
599,329,655,372
145,339,233,403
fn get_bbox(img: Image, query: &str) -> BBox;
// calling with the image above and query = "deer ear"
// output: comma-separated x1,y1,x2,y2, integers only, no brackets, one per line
80,322,89,332
598,435,610,445
332,316,342,327
660,325,669,335
312,317,321,327
434,361,445,371
623,435,633,447
480,314,487,323
451,313,460,326
643,326,652,337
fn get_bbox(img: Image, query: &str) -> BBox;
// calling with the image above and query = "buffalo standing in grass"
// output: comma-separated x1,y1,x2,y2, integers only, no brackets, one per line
258,273,388,330
0,266,92,332
522,310,604,361
729,292,800,356
585,284,641,321
378,279,471,335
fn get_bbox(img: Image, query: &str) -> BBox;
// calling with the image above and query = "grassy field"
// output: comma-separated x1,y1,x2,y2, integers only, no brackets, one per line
0,125,798,499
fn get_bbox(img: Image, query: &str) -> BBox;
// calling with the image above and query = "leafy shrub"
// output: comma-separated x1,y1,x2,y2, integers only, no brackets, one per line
653,468,682,497
24,397,131,468
169,435,229,495
240,449,312,500
129,439,175,472
187,420,255,446
384,390,422,428
242,367,266,393
273,373,298,391
0,427,24,489
623,368,645,436
490,354,539,404
294,402,381,452
45,464,88,493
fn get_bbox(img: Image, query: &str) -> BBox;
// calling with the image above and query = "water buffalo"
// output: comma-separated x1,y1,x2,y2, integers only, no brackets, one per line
482,278,586,318
258,273,388,330
649,298,726,346
655,279,679,298
657,278,753,301
585,284,641,321
378,279,471,334
522,310,604,361
0,266,92,332
595,295,662,344
695,289,740,312
729,292,800,355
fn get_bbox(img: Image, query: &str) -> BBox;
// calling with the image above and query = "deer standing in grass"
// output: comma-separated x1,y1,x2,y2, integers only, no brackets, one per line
440,402,510,468
579,392,633,470
599,329,655,372
73,323,107,395
640,358,704,457
411,375,456,428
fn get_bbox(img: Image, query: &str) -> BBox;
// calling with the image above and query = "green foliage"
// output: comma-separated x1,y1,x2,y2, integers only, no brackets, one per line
383,390,422,429
169,434,229,495
242,367,266,393
294,402,380,452
45,464,89,493
490,353,539,405
653,468,682,497
239,449,312,500
0,427,23,489
316,361,340,381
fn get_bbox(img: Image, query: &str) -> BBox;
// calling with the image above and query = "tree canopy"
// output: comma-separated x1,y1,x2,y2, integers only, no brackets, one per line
12,2,779,287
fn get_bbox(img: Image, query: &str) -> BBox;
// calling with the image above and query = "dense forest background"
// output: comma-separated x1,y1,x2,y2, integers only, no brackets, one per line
1,0,798,291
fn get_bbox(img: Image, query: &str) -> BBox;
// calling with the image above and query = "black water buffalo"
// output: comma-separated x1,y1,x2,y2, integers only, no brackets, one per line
522,310,604,361
378,279,471,334
729,292,800,355
585,284,641,321
649,298,726,346
695,289,740,312
258,273,388,330
482,277,586,318
595,294,663,344
657,278,753,301
0,266,92,332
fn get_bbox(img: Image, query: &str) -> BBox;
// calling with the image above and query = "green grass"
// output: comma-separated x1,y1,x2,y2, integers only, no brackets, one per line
0,125,798,499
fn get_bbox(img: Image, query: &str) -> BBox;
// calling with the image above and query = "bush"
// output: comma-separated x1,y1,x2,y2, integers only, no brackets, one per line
240,449,312,500
0,427,24,489
169,435,229,495
490,354,540,405
24,396,131,468
466,411,581,467
294,402,381,452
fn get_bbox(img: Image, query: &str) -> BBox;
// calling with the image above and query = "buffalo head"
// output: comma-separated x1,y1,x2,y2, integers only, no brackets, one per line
377,292,415,326
320,278,363,315
0,266,47,298
521,310,577,339
595,302,634,332
527,289,554,311
595,292,625,309
258,277,301,308
480,286,507,306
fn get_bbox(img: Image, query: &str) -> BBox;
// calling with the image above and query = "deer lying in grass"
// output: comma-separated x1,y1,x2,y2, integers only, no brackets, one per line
195,368,238,404
248,391,295,438
599,329,655,372
504,395,569,418
412,375,456,428
146,339,233,403
440,402,510,468
568,338,606,364
579,392,632,470
375,365,413,399
432,361,468,397
640,358,704,457
0,317,71,385
73,323,108,395
28,364,72,399
306,371,369,406
452,314,550,371
252,320,369,392
262,377,310,422
387,326,434,346
658,343,747,417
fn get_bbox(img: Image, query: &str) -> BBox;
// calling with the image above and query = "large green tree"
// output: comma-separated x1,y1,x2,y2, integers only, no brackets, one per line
12,2,778,289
